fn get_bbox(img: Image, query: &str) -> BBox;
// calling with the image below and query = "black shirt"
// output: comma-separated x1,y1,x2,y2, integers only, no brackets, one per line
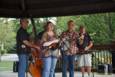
16,27,30,54
37,31,45,40
77,33,92,50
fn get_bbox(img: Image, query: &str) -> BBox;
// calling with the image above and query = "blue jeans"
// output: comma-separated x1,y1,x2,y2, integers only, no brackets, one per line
42,56,57,77
62,55,75,77
18,54,28,77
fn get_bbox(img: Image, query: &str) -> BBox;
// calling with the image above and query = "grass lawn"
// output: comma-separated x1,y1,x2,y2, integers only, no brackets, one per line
0,61,13,71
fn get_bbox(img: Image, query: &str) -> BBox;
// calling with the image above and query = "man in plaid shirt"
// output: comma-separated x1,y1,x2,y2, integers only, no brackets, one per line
60,20,79,77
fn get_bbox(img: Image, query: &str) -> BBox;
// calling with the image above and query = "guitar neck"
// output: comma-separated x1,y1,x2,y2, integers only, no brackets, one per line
77,50,94,55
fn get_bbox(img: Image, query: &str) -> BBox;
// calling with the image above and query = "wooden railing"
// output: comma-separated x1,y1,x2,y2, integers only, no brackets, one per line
55,43,115,72
92,44,115,51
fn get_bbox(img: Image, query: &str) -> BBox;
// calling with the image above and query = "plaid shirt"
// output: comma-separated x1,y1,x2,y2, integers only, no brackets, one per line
60,30,79,55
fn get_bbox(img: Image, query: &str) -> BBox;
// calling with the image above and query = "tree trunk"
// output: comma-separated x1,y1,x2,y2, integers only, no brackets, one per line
107,13,113,38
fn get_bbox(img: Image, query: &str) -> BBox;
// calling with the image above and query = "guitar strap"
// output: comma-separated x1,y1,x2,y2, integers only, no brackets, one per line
60,32,72,54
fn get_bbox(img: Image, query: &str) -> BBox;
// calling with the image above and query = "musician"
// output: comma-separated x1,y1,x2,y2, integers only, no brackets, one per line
77,26,93,77
41,21,59,77
16,18,40,77
60,20,78,77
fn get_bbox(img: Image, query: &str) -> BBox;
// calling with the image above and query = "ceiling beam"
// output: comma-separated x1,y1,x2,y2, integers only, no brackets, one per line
20,0,26,11
27,2,115,17
0,0,115,18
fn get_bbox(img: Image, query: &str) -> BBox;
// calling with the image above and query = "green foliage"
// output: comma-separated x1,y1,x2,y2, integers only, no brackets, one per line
56,13,115,44
0,18,16,54
56,16,81,35
0,61,13,71
0,13,115,54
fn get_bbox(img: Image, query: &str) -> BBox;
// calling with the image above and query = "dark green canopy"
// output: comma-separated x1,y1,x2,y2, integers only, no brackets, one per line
0,0,115,18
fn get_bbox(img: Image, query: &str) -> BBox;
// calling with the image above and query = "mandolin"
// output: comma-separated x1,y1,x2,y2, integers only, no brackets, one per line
42,40,59,57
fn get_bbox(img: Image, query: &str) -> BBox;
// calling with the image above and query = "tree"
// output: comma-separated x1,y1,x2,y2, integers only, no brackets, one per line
0,18,16,54
56,13,115,44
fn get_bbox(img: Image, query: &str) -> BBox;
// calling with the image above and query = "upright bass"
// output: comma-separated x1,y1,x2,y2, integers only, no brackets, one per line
28,18,43,77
